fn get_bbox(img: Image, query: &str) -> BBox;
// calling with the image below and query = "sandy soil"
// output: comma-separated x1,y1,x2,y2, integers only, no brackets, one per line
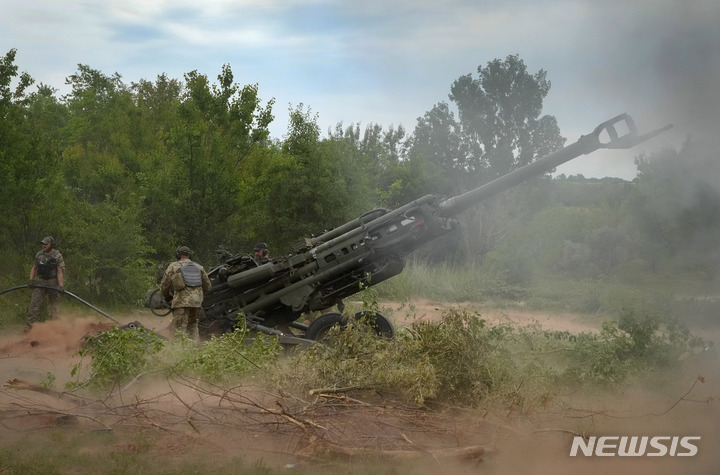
0,301,718,474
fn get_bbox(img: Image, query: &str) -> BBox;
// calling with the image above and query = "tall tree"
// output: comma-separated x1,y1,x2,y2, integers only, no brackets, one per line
407,55,566,265
449,54,565,180
140,66,275,261
240,105,378,253
0,49,69,276
326,121,408,204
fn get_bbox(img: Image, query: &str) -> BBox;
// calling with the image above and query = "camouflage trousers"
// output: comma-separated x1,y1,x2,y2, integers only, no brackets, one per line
170,307,201,340
26,281,61,327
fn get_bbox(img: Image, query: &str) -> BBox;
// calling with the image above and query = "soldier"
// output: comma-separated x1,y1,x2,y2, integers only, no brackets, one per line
160,246,212,340
26,236,65,331
253,242,271,264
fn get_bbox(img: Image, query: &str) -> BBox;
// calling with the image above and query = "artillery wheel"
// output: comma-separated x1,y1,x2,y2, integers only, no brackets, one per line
304,312,346,341
304,311,395,341
353,311,395,338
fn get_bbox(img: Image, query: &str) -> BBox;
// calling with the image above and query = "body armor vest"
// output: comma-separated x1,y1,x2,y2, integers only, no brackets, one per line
180,262,203,287
37,252,58,279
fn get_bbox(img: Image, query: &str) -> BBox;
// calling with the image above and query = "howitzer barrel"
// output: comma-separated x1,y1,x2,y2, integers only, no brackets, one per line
439,114,672,217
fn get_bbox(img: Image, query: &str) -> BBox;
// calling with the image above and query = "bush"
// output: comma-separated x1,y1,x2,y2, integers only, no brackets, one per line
68,321,283,391
69,326,165,390
285,305,711,411
286,319,439,405
164,324,282,383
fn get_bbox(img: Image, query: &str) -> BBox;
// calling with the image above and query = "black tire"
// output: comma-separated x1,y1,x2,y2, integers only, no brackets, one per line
304,311,395,341
354,311,395,338
151,306,172,317
304,312,347,341
147,289,172,317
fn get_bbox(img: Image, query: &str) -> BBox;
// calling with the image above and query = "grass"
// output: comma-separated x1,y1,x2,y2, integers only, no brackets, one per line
0,430,279,475
375,261,720,319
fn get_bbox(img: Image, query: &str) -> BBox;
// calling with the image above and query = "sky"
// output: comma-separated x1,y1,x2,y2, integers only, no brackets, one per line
2,0,719,179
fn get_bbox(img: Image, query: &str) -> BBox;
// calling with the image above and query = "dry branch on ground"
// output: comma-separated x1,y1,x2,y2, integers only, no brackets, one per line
1,376,498,465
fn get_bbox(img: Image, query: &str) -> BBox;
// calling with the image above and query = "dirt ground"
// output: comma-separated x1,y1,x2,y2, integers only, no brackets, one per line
1,300,719,474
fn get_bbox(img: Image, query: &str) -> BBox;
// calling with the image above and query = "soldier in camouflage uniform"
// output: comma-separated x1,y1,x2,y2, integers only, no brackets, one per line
26,236,65,331
253,242,271,264
160,246,212,340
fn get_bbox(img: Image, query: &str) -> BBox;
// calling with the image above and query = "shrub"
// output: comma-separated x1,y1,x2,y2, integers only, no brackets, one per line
286,319,439,405
69,326,165,390
68,321,283,391
164,325,282,382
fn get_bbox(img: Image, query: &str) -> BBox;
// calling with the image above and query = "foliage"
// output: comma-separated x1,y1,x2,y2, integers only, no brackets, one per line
551,307,711,386
450,54,565,178
68,322,282,391
286,319,439,405
61,195,156,303
403,310,523,405
0,49,69,276
240,104,378,252
286,306,709,410
69,326,165,390
164,324,282,382
405,55,566,265
287,308,539,408
630,143,720,276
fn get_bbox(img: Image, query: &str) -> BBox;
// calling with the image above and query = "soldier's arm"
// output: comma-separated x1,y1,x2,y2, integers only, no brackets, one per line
57,267,64,288
160,267,174,299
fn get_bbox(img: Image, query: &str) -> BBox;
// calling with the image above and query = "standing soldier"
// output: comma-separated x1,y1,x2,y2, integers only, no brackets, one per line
26,236,65,331
160,246,212,340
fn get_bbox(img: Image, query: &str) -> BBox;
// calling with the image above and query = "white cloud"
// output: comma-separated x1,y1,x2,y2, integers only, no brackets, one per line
2,0,718,177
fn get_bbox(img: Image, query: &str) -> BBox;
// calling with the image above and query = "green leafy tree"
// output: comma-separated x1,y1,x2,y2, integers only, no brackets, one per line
326,121,408,204
143,66,275,260
241,105,376,252
408,102,462,194
0,49,69,281
55,65,155,300
406,55,565,265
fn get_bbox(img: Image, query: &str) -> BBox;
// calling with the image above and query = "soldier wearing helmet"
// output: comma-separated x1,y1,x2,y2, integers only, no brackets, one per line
253,242,271,265
26,236,65,331
160,246,212,340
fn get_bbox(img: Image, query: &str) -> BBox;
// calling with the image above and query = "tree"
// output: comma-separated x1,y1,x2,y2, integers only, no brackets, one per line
140,66,275,260
408,103,462,194
240,105,377,252
0,49,69,277
61,65,138,203
407,55,566,265
326,121,408,205
449,54,565,180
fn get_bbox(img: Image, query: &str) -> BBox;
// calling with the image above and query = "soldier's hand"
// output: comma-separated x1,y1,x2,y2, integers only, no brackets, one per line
28,279,36,287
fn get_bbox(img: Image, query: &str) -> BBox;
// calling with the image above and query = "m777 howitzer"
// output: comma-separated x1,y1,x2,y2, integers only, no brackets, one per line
146,114,671,344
